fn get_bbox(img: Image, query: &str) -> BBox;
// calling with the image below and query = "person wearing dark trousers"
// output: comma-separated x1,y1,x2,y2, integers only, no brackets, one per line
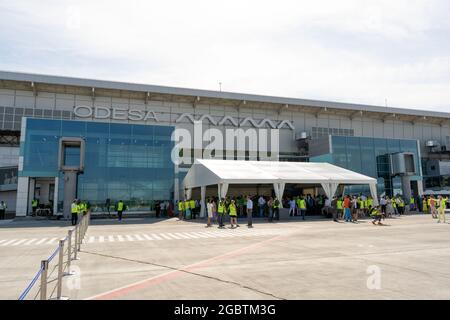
246,196,253,228
71,199,78,226
155,202,161,218
273,197,281,221
31,198,39,216
0,201,7,220
117,200,124,221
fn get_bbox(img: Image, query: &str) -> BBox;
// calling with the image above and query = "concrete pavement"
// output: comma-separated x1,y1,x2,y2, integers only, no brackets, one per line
2,214,450,300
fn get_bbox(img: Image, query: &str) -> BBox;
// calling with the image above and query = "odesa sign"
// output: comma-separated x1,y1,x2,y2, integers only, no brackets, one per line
73,106,159,122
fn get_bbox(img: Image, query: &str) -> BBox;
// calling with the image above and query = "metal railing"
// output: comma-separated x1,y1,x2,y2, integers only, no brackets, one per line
18,211,91,300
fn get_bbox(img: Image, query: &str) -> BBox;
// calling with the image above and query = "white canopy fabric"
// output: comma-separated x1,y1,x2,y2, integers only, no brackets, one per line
183,159,379,216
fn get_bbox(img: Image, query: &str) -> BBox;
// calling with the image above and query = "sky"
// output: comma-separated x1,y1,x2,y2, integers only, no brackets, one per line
0,0,449,112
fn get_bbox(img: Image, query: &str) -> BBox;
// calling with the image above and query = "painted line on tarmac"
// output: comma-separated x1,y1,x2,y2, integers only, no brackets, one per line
0,229,285,247
1,239,18,246
85,233,286,300
11,239,28,246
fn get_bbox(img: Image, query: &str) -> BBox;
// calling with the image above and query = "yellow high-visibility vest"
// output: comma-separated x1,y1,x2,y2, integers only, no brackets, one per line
229,203,237,216
184,201,190,209
299,199,306,209
337,199,343,210
178,201,184,211
190,200,195,209
218,202,225,214
71,203,78,213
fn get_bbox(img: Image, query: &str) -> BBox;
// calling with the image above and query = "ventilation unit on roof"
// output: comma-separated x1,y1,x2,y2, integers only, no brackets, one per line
425,140,439,148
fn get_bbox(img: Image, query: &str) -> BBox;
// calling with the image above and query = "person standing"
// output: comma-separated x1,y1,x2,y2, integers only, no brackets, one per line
437,195,447,223
351,196,358,222
422,196,428,214
246,195,253,228
298,196,306,220
31,198,39,216
380,196,387,217
206,199,213,227
211,198,217,225
430,196,437,219
258,196,266,218
178,200,184,220
0,200,7,220
288,198,296,217
228,200,238,228
190,199,196,219
273,197,281,221
117,200,124,222
409,196,415,212
71,199,78,226
105,198,111,217
343,195,352,222
331,197,339,222
217,198,226,229
337,197,343,220
267,197,274,222
184,199,191,219
155,201,161,218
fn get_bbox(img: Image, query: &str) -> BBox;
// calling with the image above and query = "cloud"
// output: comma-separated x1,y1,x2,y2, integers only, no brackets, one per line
0,0,449,112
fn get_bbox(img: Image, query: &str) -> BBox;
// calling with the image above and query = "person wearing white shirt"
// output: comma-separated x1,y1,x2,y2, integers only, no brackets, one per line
246,196,254,228
206,199,214,227
258,196,266,218
289,199,296,217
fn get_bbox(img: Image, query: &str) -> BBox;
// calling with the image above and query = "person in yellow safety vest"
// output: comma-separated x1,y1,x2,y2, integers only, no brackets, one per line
71,199,79,226
31,198,39,215
391,197,397,216
299,196,306,220
117,200,124,222
422,196,428,213
437,195,447,223
217,198,226,228
184,199,191,219
398,198,405,215
427,197,432,215
272,197,281,221
228,200,238,229
409,196,415,211
296,197,301,215
358,197,365,217
81,202,87,216
190,199,196,219
178,200,184,220
367,197,373,210
337,197,343,220
370,205,383,225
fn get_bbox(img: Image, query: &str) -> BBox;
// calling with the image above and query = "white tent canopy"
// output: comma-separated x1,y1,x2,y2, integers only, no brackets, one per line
182,159,379,217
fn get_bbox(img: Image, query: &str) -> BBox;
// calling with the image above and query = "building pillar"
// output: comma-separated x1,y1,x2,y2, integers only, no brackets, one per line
53,177,59,215
416,179,424,197
62,172,78,219
15,177,29,217
401,175,412,199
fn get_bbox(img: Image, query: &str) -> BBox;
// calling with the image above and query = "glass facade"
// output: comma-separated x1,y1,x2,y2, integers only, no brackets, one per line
21,118,174,212
310,136,422,196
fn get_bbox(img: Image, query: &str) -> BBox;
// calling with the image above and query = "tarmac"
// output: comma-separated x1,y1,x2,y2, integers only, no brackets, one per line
1,213,450,300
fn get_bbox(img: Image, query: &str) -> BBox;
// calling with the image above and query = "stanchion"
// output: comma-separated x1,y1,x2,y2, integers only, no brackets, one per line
74,224,78,260
67,229,72,271
40,260,48,300
56,240,64,299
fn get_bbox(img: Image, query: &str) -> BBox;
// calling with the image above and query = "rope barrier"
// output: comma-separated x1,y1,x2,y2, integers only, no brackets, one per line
18,267,43,300
18,212,90,300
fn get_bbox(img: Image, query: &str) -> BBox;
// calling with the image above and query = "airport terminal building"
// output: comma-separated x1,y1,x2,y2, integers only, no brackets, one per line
0,71,449,217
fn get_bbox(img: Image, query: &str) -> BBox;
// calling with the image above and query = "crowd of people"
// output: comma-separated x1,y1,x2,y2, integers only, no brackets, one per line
176,193,449,228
